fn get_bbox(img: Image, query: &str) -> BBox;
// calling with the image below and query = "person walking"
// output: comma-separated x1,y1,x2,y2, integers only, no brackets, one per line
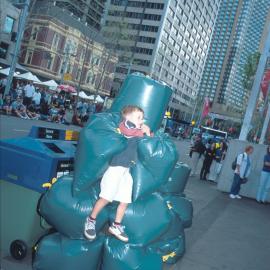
200,142,216,181
190,135,206,176
229,145,253,199
256,146,270,204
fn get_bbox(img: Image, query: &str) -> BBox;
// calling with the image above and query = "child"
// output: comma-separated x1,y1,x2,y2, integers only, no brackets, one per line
84,105,151,242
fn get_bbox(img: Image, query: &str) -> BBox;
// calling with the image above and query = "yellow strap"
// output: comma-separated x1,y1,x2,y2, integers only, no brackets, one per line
42,183,52,188
42,177,58,189
51,177,57,184
167,202,173,210
162,251,176,262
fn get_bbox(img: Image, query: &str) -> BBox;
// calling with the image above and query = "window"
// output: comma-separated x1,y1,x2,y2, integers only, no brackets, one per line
32,27,39,40
47,55,53,70
52,33,60,49
26,51,33,64
3,16,15,33
87,71,96,84
0,42,9,59
76,69,81,81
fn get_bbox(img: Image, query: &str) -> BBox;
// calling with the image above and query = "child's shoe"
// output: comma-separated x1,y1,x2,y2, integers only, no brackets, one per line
84,217,96,240
108,222,129,242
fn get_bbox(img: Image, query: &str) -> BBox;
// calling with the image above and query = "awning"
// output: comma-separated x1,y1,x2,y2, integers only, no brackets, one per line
37,79,58,90
0,67,19,76
15,72,41,83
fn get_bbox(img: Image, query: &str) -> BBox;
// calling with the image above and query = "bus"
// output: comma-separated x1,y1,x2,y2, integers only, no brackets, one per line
200,126,228,142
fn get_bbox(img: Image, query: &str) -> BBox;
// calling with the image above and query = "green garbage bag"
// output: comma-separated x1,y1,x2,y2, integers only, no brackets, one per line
148,236,185,265
131,132,178,201
109,193,171,246
101,237,162,270
159,162,191,195
110,73,172,132
159,210,184,241
33,233,104,270
148,211,185,264
162,195,193,228
39,176,109,239
73,112,127,195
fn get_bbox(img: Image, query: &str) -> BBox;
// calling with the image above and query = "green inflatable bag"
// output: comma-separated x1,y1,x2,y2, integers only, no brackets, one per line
110,73,172,132
162,194,193,228
131,132,178,201
73,112,127,195
148,236,185,265
39,176,109,239
159,162,191,195
101,237,162,270
109,193,171,246
33,233,104,270
159,210,185,241
148,211,185,264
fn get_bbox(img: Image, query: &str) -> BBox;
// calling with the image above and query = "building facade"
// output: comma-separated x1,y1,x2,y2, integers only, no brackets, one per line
0,0,20,67
35,0,106,30
199,0,270,120
19,4,118,96
103,0,220,121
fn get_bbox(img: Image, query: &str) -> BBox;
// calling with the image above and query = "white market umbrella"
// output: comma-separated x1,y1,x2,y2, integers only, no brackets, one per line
79,91,93,100
40,80,58,90
15,72,41,83
96,95,104,103
0,67,19,76
89,95,104,102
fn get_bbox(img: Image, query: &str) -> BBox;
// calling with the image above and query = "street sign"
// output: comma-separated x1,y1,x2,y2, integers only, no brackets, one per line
63,73,72,81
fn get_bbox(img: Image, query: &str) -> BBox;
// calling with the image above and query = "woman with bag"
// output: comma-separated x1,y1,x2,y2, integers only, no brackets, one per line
229,145,253,199
256,146,270,204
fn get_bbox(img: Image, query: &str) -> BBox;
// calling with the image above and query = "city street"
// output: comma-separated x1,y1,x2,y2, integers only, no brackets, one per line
1,116,269,270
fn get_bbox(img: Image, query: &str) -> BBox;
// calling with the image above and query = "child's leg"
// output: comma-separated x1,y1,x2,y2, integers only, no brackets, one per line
84,197,109,240
109,202,129,242
115,202,128,223
90,197,110,219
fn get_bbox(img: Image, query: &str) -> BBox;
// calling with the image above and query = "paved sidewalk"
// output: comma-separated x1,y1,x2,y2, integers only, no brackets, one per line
166,176,270,270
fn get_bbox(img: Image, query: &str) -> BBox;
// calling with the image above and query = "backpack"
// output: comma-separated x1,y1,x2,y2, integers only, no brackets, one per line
231,153,244,170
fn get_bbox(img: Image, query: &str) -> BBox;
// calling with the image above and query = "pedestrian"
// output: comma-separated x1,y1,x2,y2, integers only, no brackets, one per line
190,135,206,176
32,88,41,106
229,145,253,199
200,142,216,181
256,146,270,204
84,105,152,242
23,81,35,107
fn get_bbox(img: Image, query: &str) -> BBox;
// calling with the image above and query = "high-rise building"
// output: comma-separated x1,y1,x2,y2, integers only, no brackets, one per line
0,0,20,67
36,0,106,30
103,0,220,121
199,0,270,120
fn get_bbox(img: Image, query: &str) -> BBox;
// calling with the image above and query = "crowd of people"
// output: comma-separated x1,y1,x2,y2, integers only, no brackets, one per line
189,134,270,203
189,133,228,181
0,79,103,126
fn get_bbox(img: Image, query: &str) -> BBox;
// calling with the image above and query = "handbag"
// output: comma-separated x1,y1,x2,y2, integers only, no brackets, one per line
240,177,248,184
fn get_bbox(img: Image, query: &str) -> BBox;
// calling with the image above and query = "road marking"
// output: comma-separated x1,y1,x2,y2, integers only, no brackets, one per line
13,129,28,132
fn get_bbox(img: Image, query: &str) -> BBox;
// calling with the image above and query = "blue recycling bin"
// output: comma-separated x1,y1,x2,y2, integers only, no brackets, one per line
0,127,78,192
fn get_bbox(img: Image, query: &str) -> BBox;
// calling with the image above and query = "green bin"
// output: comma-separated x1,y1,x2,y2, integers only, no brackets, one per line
0,180,49,260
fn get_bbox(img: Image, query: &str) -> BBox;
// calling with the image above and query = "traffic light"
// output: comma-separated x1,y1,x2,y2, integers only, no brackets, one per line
191,120,195,126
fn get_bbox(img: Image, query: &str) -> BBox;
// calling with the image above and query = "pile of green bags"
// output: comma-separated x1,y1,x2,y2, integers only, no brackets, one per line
33,73,193,270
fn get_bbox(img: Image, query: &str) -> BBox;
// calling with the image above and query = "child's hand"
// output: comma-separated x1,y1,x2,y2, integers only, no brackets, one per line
141,124,151,136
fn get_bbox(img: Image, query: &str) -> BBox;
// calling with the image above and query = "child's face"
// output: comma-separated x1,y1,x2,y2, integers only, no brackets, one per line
125,110,144,128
